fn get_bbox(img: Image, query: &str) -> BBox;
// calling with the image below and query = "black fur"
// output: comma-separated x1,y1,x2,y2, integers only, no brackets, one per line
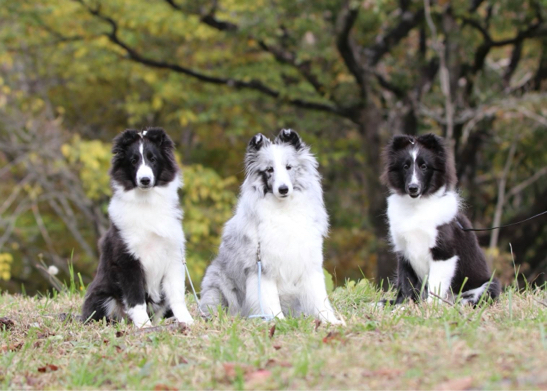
275,128,303,150
111,128,177,191
382,133,457,198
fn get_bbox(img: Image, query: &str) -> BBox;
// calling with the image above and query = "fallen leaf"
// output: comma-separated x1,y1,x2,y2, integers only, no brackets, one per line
37,364,58,373
114,345,123,353
47,364,59,371
437,376,474,390
322,331,345,344
0,317,15,330
115,330,126,338
153,384,177,391
2,341,23,352
273,344,282,350
223,362,253,379
269,324,276,338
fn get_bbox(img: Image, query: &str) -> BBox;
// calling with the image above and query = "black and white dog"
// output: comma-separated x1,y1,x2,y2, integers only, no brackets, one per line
82,128,193,327
383,133,500,305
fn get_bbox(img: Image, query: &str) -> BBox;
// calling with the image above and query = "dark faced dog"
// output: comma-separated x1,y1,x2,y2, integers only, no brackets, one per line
82,128,193,327
383,133,500,305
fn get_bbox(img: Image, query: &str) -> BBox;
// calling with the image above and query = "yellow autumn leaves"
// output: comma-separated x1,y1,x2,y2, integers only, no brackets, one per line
0,253,13,281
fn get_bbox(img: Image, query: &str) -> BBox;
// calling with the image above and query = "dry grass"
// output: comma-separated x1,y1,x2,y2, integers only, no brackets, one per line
1,280,547,390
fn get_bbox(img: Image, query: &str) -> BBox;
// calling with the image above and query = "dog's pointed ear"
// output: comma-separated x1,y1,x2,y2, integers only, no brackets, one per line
247,133,270,152
275,129,303,150
145,128,174,149
389,134,415,151
112,129,139,154
417,133,444,153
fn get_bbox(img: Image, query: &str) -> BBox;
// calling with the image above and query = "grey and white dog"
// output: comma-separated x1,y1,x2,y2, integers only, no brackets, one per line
199,129,342,324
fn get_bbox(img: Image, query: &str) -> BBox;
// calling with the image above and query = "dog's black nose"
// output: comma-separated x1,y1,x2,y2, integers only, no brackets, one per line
408,184,419,194
140,177,151,186
278,185,289,195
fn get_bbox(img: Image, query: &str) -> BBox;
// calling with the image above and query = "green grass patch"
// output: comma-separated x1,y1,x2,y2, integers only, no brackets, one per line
1,280,547,389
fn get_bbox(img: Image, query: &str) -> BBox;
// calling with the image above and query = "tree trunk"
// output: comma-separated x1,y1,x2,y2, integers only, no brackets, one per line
356,106,396,288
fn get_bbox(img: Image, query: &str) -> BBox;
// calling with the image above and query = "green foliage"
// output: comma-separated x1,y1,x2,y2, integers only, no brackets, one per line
181,165,237,283
0,0,546,294
62,136,112,201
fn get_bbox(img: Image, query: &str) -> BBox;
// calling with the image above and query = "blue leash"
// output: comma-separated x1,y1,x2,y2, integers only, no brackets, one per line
248,242,274,321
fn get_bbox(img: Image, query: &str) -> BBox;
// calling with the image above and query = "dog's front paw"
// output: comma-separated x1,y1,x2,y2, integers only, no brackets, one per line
175,311,194,325
319,312,345,326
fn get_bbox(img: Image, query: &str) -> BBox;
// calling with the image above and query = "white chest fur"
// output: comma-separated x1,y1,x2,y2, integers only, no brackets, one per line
387,189,459,280
108,179,185,301
255,192,327,291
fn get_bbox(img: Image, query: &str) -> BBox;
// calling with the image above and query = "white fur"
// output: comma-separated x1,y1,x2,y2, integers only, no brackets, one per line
270,146,293,198
108,175,194,326
460,282,489,305
136,141,154,186
427,255,458,302
126,303,152,328
410,149,419,186
214,141,340,324
387,187,460,297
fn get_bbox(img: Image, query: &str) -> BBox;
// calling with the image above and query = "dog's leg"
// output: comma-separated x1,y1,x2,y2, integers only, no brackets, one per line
299,269,342,324
427,256,458,303
163,261,194,325
393,254,422,304
245,274,284,319
115,258,151,328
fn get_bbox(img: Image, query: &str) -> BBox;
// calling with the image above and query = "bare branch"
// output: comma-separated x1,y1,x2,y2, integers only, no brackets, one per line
424,0,455,143
335,1,366,98
163,0,238,32
72,0,344,117
506,166,547,199
367,8,424,66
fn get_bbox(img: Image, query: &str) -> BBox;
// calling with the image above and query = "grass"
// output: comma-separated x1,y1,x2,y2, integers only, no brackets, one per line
1,280,547,390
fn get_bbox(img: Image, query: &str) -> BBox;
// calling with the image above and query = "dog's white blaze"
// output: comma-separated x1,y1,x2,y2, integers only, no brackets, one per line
271,145,293,198
126,303,151,328
136,141,154,186
109,175,193,325
427,255,458,301
410,148,419,186
387,186,459,282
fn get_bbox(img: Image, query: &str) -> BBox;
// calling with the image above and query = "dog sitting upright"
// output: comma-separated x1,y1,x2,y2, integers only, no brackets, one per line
82,128,193,327
382,133,500,305
199,129,342,324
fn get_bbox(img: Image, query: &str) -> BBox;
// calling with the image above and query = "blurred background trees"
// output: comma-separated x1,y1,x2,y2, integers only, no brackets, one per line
0,0,545,294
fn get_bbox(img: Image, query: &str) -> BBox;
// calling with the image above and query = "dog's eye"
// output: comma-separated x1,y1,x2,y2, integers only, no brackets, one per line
403,164,409,170
286,165,292,170
420,164,427,170
266,167,274,173
130,157,138,165
148,154,156,163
